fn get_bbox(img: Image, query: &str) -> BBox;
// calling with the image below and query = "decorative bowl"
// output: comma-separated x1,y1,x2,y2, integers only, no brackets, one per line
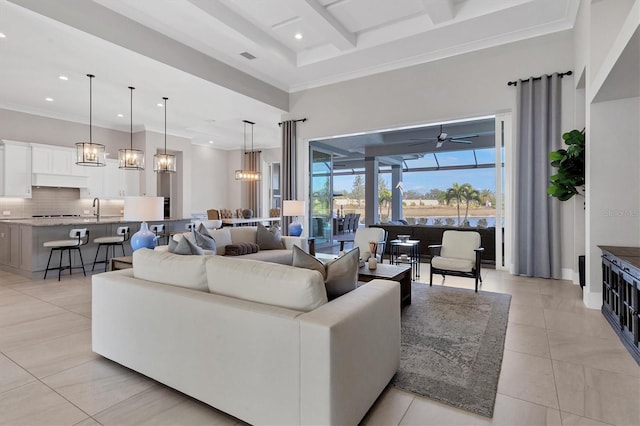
397,234,410,242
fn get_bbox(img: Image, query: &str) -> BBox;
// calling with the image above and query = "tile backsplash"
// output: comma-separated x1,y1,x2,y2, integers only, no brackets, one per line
0,187,124,218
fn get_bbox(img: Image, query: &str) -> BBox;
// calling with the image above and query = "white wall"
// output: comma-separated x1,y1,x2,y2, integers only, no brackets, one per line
190,144,230,215
585,96,640,306
0,108,130,150
286,30,577,273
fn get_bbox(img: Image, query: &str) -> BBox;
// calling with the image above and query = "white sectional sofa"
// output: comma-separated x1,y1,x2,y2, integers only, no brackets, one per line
157,225,308,264
92,249,400,425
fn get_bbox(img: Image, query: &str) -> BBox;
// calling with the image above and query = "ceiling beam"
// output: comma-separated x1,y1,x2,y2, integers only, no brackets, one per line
420,0,455,24
187,0,296,65
297,0,356,50
9,0,289,111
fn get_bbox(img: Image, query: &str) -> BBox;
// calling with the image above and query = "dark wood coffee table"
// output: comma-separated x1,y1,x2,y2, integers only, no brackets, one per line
358,263,412,307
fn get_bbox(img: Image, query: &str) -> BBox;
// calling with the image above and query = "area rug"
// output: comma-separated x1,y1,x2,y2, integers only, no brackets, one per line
391,283,511,417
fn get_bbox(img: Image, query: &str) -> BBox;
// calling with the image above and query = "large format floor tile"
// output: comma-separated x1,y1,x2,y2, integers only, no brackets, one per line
42,358,156,416
0,381,87,425
0,266,638,426
4,329,98,379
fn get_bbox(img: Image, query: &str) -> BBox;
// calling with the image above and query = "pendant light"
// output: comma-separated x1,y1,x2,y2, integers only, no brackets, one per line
76,74,106,167
234,120,260,181
118,86,144,170
153,97,176,173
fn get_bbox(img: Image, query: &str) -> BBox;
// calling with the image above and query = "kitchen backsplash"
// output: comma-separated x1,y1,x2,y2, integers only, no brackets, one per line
0,187,124,218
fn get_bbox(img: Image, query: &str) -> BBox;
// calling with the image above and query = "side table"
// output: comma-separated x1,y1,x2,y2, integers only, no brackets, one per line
389,239,420,281
110,256,133,271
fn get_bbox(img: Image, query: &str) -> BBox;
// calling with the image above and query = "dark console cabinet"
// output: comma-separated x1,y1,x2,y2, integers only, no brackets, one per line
600,246,640,364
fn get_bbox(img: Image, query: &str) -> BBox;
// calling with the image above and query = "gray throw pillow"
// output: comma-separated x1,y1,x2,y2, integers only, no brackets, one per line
170,236,204,255
325,247,359,300
197,223,212,237
168,237,178,253
256,223,284,250
292,245,327,279
193,229,217,252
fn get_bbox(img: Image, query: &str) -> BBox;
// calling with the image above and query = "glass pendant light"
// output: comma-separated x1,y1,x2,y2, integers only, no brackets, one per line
234,120,260,181
76,74,106,166
153,97,176,173
118,86,144,170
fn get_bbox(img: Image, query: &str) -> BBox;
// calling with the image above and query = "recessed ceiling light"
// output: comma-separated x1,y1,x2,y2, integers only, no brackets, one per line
209,140,213,144
45,97,54,102
157,103,163,107
117,113,124,117
0,33,6,39
294,33,303,40
58,75,68,81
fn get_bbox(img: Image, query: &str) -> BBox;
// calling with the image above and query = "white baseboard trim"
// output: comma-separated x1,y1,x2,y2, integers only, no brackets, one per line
561,267,575,282
583,291,602,309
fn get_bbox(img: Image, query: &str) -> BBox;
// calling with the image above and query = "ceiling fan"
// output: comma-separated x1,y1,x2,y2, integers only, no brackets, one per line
409,124,478,148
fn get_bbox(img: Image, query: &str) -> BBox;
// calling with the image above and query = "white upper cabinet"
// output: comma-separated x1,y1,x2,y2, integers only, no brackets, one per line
102,159,141,199
31,144,78,175
0,140,32,198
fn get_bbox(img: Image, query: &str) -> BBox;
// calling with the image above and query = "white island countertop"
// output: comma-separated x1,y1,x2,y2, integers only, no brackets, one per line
0,217,191,227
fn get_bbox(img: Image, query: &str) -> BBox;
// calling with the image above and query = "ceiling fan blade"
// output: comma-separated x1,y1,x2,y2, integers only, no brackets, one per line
450,139,473,144
450,134,479,139
436,141,444,149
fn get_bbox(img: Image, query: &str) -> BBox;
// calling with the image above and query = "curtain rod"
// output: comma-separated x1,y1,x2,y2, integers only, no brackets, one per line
278,118,307,127
507,70,572,86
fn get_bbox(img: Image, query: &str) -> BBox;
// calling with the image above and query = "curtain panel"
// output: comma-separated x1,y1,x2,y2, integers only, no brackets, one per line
514,73,562,278
281,120,298,235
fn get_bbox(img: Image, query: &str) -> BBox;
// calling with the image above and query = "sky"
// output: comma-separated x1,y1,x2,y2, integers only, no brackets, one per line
333,167,497,196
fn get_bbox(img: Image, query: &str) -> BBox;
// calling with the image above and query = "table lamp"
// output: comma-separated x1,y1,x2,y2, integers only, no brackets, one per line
283,200,305,237
124,196,164,250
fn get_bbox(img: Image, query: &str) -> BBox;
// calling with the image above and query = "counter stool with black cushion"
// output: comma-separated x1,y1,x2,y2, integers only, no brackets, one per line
92,226,130,272
43,228,89,281
150,224,168,245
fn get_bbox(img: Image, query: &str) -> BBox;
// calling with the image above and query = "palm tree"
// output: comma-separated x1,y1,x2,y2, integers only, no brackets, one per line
479,189,494,207
462,187,481,224
445,183,470,225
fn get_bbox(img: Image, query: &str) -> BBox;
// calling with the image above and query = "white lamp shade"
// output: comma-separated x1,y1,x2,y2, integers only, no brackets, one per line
282,200,305,217
124,196,164,222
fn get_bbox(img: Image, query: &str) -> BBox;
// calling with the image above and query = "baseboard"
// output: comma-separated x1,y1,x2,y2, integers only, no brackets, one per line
583,290,602,309
561,267,575,282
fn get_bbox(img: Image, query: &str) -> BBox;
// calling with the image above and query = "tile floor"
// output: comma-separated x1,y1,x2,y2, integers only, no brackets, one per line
0,265,638,426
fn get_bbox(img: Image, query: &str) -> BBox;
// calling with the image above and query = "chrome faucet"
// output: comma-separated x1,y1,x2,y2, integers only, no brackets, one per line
92,197,101,220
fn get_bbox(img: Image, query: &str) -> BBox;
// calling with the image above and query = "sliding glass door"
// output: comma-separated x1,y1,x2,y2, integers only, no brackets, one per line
310,148,332,246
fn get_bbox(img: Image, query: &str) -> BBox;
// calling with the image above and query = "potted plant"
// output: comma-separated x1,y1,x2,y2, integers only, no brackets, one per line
547,129,585,201
548,128,586,287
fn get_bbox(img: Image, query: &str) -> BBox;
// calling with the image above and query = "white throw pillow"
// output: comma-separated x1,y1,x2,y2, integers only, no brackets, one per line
133,248,208,292
205,256,327,312
209,228,232,255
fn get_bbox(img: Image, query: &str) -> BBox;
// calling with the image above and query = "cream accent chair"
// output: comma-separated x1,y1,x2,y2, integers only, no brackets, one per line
352,227,387,262
429,230,484,292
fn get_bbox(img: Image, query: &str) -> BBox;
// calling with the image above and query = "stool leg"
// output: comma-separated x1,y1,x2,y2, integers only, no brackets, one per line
44,248,54,280
67,248,73,277
59,248,65,281
92,244,103,272
77,247,86,277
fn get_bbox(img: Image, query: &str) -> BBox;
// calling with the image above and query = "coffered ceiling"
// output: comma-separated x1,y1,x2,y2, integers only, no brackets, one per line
0,0,579,150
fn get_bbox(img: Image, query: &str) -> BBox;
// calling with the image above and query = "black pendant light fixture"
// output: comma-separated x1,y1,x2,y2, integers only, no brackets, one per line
76,74,106,167
118,86,145,170
153,97,176,173
234,119,260,181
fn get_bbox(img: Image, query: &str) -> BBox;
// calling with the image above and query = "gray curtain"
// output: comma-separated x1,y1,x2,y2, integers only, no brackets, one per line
245,151,260,216
281,120,297,235
514,73,562,278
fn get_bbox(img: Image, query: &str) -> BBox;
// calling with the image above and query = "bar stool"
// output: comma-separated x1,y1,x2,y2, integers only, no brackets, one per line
92,226,130,272
150,224,168,245
43,228,89,281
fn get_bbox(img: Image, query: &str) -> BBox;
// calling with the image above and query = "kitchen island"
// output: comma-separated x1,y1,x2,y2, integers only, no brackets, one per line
0,217,192,278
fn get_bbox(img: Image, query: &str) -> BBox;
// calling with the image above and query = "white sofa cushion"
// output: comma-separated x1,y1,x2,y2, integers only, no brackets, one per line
431,256,475,272
229,226,257,244
210,228,233,255
133,249,209,292
205,256,327,312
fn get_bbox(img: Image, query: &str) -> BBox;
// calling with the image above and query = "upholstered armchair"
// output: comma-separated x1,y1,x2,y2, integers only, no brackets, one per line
429,230,484,292
352,227,388,262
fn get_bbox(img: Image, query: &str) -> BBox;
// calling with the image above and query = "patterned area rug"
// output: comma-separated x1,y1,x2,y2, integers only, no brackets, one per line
391,283,511,417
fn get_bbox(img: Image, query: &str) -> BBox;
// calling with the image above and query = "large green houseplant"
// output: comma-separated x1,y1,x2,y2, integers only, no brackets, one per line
547,129,585,201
